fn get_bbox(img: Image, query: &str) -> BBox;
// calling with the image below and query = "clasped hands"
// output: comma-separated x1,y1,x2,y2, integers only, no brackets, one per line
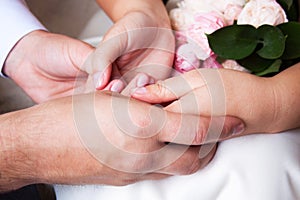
3,10,281,186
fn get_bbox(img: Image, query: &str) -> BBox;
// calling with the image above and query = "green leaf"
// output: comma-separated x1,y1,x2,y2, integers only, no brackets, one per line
277,22,300,59
207,25,258,60
237,53,275,73
255,59,282,76
256,25,286,59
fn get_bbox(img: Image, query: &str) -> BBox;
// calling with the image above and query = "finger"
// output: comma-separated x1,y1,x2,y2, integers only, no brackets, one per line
117,173,171,186
157,144,217,175
82,53,112,90
121,73,155,96
159,111,245,145
102,64,126,93
103,79,125,93
131,69,207,103
133,173,171,183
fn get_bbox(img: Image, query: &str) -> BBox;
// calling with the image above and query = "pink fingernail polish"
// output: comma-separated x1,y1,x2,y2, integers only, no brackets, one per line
232,123,245,135
111,81,124,93
93,71,105,89
137,75,149,87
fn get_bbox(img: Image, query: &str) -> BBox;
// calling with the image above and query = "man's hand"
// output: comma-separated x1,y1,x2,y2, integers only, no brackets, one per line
3,30,94,103
0,91,246,191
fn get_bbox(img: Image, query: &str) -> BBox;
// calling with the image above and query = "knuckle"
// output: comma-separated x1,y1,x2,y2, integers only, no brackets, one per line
136,115,150,128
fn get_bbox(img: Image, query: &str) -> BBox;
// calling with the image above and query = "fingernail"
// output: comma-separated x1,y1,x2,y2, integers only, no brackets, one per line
137,74,149,87
232,123,245,135
132,87,147,95
93,71,104,89
111,81,124,93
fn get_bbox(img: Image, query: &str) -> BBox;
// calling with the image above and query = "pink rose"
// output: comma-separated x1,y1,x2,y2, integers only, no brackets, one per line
174,31,188,46
202,55,223,69
174,43,200,73
186,12,226,60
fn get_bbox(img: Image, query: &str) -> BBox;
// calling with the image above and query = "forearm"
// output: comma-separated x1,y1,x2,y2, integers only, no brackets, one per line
96,0,170,27
220,63,300,134
0,111,34,191
0,98,105,192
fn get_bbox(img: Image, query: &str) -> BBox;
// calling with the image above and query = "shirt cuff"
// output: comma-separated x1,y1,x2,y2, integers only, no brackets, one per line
0,0,47,77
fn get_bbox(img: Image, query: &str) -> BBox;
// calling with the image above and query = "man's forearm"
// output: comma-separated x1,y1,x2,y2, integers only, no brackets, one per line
0,98,105,192
0,110,36,191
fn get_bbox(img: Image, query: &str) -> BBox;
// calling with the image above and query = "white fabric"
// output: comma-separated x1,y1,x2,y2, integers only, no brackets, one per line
55,128,300,200
0,0,46,77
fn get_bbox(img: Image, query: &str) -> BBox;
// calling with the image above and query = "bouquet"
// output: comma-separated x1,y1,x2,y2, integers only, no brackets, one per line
169,0,300,76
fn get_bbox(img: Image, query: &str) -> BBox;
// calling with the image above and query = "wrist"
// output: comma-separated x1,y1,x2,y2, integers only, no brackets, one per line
3,30,47,79
219,69,276,133
268,64,300,132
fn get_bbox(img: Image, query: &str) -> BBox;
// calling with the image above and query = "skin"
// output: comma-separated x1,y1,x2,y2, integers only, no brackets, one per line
0,91,244,191
90,0,175,91
132,64,300,143
0,0,244,192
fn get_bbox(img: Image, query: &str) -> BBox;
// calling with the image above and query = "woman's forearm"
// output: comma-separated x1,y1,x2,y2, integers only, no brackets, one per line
96,0,170,27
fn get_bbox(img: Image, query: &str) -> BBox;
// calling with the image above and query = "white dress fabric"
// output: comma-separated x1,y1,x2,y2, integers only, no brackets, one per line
55,128,300,200
0,0,46,76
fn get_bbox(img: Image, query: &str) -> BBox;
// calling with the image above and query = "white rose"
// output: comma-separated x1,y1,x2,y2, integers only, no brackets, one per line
224,4,244,25
237,0,288,28
206,0,246,12
182,0,216,13
169,8,195,31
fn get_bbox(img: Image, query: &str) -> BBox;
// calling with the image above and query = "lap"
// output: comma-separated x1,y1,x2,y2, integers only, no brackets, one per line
55,128,300,200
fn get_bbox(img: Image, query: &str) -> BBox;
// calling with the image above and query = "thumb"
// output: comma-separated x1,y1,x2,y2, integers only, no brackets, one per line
81,44,114,90
80,30,129,89
159,112,245,145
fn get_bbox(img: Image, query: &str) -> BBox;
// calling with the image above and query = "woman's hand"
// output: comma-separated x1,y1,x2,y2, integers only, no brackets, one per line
132,66,300,143
3,30,94,103
87,0,175,93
